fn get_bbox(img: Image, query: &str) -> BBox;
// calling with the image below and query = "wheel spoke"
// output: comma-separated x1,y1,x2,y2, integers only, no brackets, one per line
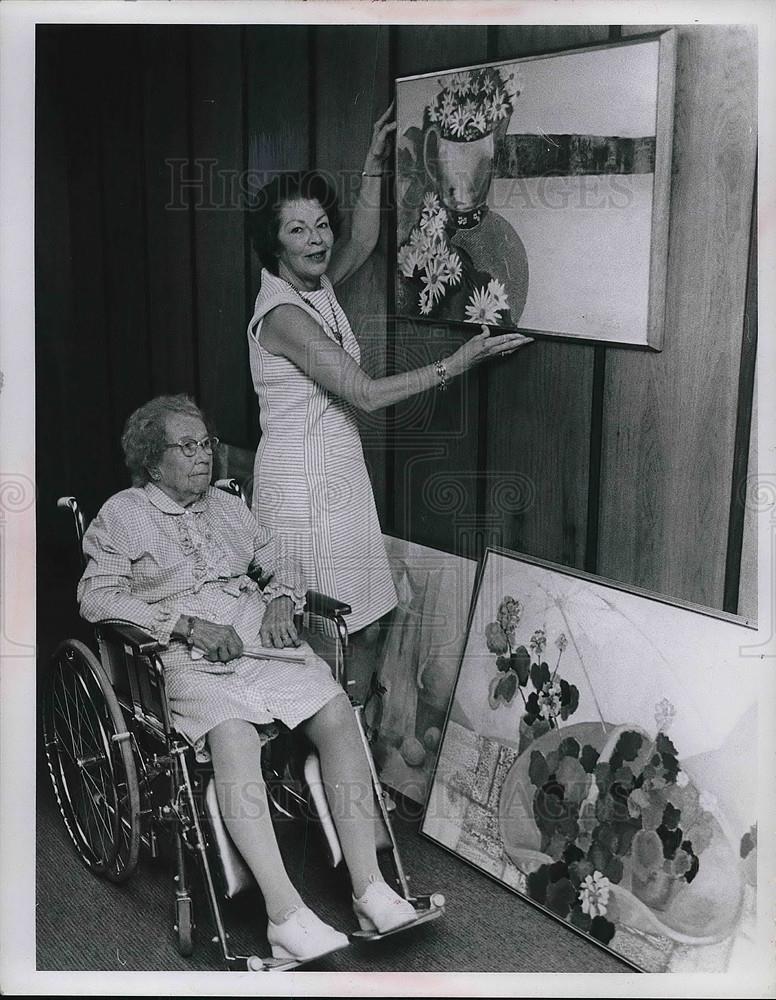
43,641,141,881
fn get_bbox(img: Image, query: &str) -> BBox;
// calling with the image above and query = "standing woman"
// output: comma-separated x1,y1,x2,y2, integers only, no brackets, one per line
247,105,531,697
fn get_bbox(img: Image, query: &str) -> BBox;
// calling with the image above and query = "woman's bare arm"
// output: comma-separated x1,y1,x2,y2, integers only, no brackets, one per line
259,304,532,413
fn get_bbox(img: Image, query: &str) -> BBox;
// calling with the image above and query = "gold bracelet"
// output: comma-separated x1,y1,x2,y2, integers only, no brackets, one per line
361,170,383,177
434,359,448,392
185,615,196,646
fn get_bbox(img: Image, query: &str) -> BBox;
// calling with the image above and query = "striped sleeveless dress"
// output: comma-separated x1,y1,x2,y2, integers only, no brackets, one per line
247,269,397,633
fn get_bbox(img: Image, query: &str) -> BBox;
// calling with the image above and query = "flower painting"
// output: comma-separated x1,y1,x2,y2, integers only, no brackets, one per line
395,32,676,347
422,548,760,972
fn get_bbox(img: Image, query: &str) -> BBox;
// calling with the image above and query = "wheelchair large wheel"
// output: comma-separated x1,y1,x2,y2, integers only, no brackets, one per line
42,639,141,882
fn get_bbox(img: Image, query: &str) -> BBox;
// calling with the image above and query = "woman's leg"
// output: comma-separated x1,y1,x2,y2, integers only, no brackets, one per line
300,694,380,898
207,718,303,923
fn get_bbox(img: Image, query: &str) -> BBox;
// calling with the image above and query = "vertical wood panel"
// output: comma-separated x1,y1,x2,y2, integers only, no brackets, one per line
141,27,197,396
59,29,116,517
189,27,250,445
35,29,75,543
392,26,489,557
314,26,391,520
98,28,153,448
598,25,757,608
243,25,311,444
484,25,609,570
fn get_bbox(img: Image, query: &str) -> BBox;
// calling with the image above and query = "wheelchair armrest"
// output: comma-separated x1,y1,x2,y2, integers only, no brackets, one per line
304,590,351,619
96,620,165,656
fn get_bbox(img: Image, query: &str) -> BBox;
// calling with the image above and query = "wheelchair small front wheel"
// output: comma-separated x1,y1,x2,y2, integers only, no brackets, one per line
42,639,141,882
174,896,194,956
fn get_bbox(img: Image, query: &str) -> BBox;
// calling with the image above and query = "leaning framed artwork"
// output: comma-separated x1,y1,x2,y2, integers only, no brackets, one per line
421,548,759,973
395,30,676,348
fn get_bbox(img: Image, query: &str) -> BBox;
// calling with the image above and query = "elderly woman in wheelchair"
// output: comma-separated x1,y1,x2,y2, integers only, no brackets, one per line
72,393,424,964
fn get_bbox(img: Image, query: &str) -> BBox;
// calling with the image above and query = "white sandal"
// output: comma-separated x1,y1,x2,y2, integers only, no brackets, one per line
267,906,349,961
352,879,417,933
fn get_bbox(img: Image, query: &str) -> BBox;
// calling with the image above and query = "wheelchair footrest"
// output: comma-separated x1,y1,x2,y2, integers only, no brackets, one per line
241,938,349,971
349,893,445,942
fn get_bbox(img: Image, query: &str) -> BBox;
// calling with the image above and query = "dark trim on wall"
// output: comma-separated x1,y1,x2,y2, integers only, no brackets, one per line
307,26,317,169
474,28,500,540
137,31,154,389
240,26,257,439
383,24,400,535
583,22,623,574
96,68,118,445
584,346,607,574
724,171,758,614
184,28,200,391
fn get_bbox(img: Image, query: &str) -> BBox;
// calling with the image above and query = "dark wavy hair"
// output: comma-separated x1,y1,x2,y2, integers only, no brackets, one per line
121,394,215,487
248,171,341,274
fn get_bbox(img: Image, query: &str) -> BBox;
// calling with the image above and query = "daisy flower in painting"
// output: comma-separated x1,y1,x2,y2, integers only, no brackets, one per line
487,278,510,313
418,285,433,316
421,191,441,217
480,72,497,95
422,211,447,242
487,88,511,123
440,249,462,286
465,284,507,325
461,98,477,121
448,71,472,96
448,105,469,139
470,109,488,135
397,244,420,279
421,256,448,305
578,872,611,918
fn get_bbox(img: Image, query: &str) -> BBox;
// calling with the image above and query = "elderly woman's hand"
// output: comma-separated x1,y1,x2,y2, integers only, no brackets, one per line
362,101,396,176
260,595,301,649
182,618,244,662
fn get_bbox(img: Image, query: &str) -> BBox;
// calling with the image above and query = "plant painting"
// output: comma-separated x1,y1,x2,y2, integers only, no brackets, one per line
422,549,760,972
395,32,676,347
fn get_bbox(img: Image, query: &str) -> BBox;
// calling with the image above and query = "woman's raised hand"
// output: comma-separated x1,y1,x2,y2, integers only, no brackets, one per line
447,325,534,376
363,101,397,176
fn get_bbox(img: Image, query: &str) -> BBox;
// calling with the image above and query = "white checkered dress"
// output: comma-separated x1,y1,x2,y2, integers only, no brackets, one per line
78,484,343,758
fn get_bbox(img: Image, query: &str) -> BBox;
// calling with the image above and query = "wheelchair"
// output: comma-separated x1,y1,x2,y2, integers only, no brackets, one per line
41,482,444,972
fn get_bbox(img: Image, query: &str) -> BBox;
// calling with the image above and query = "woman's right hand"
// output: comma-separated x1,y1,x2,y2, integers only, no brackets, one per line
447,325,534,376
177,616,244,662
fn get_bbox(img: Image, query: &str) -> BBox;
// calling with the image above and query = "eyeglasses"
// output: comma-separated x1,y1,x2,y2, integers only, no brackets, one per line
163,435,219,458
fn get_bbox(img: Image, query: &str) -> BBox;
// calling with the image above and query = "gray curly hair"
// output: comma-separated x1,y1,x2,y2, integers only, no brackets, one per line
121,394,214,487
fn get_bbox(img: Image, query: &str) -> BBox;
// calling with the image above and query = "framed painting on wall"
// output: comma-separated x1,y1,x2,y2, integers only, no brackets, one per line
421,548,760,973
395,30,676,348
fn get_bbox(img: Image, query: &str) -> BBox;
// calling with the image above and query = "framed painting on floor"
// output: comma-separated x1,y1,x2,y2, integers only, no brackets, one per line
395,30,676,348
363,535,478,806
421,547,760,973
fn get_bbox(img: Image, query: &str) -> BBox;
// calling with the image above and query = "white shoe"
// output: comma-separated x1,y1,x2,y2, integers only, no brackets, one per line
267,906,349,961
352,879,417,933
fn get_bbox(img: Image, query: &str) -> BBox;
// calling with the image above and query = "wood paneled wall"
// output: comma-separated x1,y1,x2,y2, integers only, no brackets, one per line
35,23,756,616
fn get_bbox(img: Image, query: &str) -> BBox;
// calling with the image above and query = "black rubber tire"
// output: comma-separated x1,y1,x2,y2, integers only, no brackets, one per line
42,639,141,882
175,896,194,956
